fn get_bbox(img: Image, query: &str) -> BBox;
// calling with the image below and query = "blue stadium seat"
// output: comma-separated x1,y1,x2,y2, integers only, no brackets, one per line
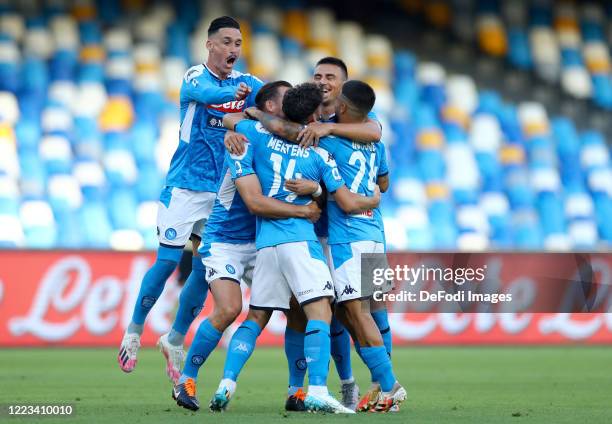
79,201,112,247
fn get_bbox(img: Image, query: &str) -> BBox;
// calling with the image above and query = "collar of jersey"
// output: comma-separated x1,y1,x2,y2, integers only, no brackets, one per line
204,63,238,81
204,63,222,80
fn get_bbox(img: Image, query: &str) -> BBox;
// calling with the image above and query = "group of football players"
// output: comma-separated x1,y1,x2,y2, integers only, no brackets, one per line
117,15,405,414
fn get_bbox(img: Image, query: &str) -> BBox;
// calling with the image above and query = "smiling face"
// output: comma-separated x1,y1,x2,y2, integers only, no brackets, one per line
313,63,347,106
205,27,242,78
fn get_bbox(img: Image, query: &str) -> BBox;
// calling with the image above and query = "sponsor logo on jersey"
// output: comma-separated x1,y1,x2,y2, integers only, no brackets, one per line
165,228,177,240
208,100,246,113
351,209,374,219
207,116,226,129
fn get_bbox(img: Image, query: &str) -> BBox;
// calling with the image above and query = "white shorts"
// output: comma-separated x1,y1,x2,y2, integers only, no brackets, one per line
250,241,335,311
330,240,387,303
156,187,216,246
201,241,256,287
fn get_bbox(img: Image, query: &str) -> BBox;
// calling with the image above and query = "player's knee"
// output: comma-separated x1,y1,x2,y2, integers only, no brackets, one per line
215,300,242,326
302,298,332,323
246,309,271,328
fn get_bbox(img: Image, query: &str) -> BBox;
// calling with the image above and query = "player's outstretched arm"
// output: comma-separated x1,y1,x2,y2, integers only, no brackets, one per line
298,119,381,145
223,112,248,131
244,107,305,144
333,185,381,214
182,72,248,104
235,174,321,222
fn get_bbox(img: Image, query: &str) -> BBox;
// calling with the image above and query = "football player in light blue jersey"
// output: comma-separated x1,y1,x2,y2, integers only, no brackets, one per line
170,81,321,412
242,57,387,410
319,81,405,412
211,83,380,414
119,16,263,378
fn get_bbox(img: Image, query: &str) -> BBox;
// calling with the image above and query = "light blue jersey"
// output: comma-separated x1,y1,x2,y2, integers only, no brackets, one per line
199,154,256,249
373,142,389,247
319,136,388,245
314,111,381,238
166,64,264,192
230,120,345,250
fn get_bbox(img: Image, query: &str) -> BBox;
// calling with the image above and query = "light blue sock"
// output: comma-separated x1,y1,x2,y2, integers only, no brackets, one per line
353,340,375,382
223,320,262,381
181,319,222,380
170,256,208,344
284,327,306,390
330,316,353,381
130,246,181,326
304,320,331,387
371,309,392,357
360,346,396,392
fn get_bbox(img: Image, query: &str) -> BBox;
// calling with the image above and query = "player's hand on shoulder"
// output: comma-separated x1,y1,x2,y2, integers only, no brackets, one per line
224,130,248,155
235,82,252,101
297,122,333,148
285,178,319,196
244,106,261,120
304,201,322,223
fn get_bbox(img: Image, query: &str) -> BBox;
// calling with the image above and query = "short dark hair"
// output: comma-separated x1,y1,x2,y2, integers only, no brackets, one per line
208,16,241,36
315,56,348,79
282,83,323,124
341,80,376,116
255,80,292,110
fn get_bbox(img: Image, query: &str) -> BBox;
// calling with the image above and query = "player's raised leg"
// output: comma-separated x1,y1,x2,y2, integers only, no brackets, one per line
158,234,209,384
119,246,180,372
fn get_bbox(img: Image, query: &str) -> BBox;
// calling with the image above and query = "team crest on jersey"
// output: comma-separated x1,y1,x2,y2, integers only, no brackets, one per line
225,264,236,274
208,100,246,113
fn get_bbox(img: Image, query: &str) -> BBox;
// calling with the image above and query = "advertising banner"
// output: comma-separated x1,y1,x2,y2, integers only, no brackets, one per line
1,251,611,346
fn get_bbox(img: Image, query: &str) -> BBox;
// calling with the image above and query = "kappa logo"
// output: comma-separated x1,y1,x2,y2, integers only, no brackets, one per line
341,285,357,296
305,356,314,363
323,281,333,291
207,267,217,280
234,342,249,352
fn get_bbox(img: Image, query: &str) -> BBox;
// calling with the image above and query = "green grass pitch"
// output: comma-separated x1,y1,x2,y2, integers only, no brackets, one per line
1,346,611,423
